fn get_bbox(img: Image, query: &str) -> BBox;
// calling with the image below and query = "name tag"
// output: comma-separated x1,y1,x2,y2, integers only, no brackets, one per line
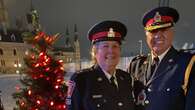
92,94,103,99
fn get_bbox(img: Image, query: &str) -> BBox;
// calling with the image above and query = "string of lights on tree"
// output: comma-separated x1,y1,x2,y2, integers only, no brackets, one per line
12,32,68,110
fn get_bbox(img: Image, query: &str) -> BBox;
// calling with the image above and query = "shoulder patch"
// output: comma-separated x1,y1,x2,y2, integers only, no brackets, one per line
66,80,76,105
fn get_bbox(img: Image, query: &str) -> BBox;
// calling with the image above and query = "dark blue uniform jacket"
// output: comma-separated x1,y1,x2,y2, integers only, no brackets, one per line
67,65,135,110
128,47,195,110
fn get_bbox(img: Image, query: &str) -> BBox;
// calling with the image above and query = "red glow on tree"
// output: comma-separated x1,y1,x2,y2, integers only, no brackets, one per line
13,32,67,110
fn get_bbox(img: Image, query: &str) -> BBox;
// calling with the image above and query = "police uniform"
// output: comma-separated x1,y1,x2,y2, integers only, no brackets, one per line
67,20,135,110
128,7,195,110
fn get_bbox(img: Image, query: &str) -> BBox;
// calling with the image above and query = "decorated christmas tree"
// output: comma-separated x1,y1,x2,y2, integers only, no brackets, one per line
13,32,67,110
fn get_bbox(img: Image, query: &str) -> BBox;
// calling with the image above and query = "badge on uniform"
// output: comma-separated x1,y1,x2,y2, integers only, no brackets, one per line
136,89,146,106
97,77,103,82
66,80,75,105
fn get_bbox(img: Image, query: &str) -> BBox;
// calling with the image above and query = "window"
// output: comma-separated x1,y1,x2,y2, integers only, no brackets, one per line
0,48,3,55
11,34,16,41
0,60,5,66
13,49,17,56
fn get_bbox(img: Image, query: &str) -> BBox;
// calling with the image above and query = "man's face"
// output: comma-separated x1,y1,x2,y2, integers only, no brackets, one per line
145,27,174,56
95,41,120,73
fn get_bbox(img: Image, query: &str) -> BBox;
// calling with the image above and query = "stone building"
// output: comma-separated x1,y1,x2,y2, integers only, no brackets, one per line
0,0,81,74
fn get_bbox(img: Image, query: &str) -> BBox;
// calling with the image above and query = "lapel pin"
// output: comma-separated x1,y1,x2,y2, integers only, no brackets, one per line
168,59,173,63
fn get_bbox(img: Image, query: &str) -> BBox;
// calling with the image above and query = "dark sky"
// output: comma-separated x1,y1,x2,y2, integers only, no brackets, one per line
5,0,195,59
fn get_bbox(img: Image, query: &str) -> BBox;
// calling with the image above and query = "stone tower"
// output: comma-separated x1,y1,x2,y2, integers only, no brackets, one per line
0,0,9,34
73,24,81,70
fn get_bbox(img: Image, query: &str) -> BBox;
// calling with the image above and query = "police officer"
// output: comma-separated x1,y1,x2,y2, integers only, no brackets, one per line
66,20,135,110
128,7,195,110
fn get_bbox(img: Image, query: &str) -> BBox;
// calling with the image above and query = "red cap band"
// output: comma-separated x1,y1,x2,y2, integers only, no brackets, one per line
89,31,121,41
146,16,173,26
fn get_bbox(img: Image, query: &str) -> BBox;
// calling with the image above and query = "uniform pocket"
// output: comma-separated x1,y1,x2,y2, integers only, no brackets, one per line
91,94,106,109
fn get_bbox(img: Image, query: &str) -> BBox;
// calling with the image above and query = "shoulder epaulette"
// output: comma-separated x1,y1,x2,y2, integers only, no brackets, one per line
75,68,92,74
179,48,195,54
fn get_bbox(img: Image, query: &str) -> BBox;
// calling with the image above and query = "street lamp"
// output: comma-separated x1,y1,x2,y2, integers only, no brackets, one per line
14,63,22,74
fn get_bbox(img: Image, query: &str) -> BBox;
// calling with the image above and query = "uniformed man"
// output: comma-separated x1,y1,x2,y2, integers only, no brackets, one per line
128,7,195,110
66,20,135,110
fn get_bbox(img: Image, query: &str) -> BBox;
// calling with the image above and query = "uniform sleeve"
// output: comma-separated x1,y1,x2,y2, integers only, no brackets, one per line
67,74,85,110
127,57,146,110
185,57,195,110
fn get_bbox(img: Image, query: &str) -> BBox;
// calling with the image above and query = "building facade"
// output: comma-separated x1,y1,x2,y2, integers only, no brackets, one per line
0,29,81,74
0,0,81,74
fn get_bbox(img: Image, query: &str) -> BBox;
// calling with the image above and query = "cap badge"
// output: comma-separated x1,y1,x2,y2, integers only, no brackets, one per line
154,12,162,23
107,28,115,37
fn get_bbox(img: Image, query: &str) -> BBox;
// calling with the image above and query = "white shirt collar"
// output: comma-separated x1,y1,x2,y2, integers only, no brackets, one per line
102,69,116,80
152,47,171,63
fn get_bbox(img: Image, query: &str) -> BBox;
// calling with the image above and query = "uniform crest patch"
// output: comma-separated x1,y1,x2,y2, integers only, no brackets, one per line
136,89,146,106
66,80,76,105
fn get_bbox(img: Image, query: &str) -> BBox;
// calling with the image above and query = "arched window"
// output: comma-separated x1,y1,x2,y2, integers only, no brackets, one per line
11,34,16,41
1,60,5,66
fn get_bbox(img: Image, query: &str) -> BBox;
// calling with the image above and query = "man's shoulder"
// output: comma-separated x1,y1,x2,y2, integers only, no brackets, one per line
131,54,148,63
178,49,195,59
128,54,148,73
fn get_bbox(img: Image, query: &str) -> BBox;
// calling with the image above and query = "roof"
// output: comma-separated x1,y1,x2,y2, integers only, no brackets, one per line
52,46,75,52
0,29,24,43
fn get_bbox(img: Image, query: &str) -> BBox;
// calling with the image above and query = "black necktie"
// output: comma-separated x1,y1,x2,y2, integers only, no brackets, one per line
110,76,117,90
151,57,159,75
147,57,159,81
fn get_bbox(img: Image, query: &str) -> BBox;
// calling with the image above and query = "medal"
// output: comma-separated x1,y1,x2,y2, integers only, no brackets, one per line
136,89,146,106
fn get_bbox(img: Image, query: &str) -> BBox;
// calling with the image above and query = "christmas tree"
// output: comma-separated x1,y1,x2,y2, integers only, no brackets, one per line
13,32,67,110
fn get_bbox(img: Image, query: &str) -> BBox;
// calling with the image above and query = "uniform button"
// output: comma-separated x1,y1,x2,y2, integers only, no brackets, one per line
97,104,101,108
145,100,149,104
147,88,152,92
117,102,123,106
166,88,170,92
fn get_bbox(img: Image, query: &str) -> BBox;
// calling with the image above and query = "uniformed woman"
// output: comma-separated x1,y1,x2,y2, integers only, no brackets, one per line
66,20,135,110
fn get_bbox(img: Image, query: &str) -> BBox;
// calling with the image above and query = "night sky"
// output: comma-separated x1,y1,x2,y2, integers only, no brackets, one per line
5,0,195,59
